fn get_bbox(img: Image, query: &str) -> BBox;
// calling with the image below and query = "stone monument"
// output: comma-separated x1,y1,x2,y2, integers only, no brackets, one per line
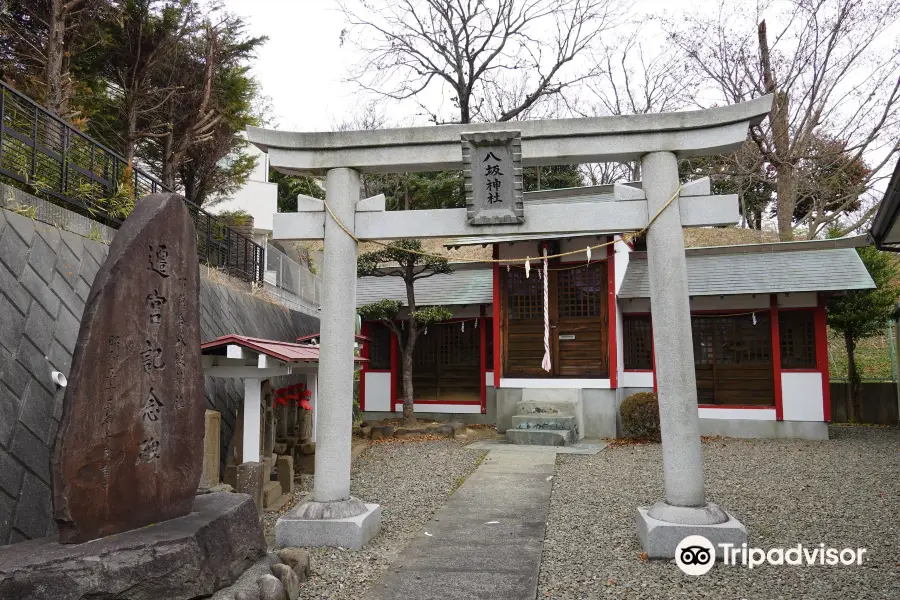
0,193,266,599
51,192,206,543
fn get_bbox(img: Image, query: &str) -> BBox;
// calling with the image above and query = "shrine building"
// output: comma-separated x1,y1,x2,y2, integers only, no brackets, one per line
356,187,874,441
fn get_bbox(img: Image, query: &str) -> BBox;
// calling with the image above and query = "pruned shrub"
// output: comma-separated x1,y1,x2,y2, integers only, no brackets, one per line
620,392,661,442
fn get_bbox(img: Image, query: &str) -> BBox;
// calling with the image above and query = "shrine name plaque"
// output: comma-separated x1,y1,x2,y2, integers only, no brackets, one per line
462,131,524,225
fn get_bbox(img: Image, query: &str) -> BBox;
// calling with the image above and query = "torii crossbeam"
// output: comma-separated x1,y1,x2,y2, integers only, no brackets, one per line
248,95,773,556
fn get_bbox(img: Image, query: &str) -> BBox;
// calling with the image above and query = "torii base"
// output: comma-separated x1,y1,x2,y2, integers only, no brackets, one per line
275,498,381,550
635,502,748,559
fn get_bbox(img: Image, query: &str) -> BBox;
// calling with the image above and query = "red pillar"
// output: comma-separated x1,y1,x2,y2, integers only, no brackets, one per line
815,294,831,421
607,239,618,388
359,322,369,412
492,244,501,388
770,294,784,421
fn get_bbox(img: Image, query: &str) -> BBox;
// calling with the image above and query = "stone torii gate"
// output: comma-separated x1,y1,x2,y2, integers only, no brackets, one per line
247,95,772,556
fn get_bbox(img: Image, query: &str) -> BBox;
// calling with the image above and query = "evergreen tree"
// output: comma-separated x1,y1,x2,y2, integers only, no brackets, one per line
827,246,900,421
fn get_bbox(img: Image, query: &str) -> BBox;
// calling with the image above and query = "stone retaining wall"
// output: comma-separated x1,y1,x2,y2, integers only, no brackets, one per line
0,207,318,546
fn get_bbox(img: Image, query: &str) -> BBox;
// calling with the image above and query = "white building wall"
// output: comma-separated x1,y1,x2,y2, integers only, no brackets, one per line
777,292,818,308
364,372,392,412
781,372,825,421
209,179,277,233
698,407,777,420
208,142,277,234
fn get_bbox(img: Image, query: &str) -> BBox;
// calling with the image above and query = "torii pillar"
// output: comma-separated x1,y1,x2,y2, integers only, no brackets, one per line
274,167,382,551
636,152,746,556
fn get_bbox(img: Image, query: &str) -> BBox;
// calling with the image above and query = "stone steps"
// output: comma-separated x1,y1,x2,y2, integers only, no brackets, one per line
510,414,577,431
505,428,574,446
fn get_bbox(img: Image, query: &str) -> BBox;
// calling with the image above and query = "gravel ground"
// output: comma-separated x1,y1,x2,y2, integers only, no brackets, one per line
539,425,900,599
294,429,494,599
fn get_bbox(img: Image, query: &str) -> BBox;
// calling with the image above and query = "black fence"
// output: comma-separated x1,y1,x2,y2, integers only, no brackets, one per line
0,80,263,283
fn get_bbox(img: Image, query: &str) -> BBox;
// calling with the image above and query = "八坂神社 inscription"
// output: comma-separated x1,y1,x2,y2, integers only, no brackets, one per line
462,131,524,225
51,193,205,544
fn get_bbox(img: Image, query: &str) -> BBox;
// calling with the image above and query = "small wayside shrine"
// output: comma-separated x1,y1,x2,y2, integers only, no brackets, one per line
248,96,776,557
199,334,367,514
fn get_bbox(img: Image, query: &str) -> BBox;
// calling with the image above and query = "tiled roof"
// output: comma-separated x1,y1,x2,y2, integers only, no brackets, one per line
619,247,875,298
356,265,493,307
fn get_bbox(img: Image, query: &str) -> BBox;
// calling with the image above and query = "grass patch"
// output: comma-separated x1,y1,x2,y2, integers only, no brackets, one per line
828,327,895,381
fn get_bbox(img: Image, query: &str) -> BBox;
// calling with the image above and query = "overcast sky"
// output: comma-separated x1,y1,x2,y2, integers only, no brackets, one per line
221,0,687,131
221,1,895,190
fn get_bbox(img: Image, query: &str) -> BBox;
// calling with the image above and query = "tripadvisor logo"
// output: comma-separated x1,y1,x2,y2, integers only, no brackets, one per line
675,535,869,575
675,535,716,576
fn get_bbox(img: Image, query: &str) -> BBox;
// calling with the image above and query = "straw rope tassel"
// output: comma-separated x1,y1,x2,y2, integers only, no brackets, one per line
541,246,551,373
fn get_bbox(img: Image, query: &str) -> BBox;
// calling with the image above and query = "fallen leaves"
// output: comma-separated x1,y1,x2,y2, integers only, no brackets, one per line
370,434,449,444
604,438,653,448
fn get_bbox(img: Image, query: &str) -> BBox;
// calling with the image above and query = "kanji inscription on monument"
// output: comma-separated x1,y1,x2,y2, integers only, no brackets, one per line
51,193,204,544
462,130,524,225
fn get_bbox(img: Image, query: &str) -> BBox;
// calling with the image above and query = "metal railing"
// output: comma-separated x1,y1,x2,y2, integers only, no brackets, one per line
264,242,321,313
0,80,263,283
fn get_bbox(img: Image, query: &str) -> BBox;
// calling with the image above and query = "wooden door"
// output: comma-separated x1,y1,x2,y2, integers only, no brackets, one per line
692,314,774,405
555,264,607,377
501,263,608,378
502,267,547,376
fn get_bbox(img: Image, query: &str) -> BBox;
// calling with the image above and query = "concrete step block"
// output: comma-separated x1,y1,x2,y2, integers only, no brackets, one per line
515,399,577,417
511,414,578,432
505,428,573,446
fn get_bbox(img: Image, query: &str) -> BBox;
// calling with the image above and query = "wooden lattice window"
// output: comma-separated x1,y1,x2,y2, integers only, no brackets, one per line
692,317,715,365
700,314,771,364
412,322,480,368
557,264,603,318
367,323,392,370
413,326,438,367
507,268,543,319
779,311,816,369
623,315,653,370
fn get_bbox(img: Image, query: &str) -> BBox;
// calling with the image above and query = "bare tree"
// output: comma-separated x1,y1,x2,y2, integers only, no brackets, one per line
576,26,691,183
667,0,900,240
340,0,621,124
589,29,691,118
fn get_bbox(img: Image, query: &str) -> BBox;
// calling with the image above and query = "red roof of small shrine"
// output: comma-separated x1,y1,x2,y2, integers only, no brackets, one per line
201,334,367,364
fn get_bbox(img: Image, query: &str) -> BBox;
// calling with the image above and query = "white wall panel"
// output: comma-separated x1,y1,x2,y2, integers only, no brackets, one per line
698,407,776,420
364,372,392,412
781,372,825,421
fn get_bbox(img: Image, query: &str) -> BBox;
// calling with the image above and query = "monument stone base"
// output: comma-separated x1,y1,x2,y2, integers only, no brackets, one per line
635,503,748,559
275,500,381,550
0,493,265,600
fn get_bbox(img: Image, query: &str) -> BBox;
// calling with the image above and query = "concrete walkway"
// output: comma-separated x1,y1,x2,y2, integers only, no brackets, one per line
365,449,557,600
